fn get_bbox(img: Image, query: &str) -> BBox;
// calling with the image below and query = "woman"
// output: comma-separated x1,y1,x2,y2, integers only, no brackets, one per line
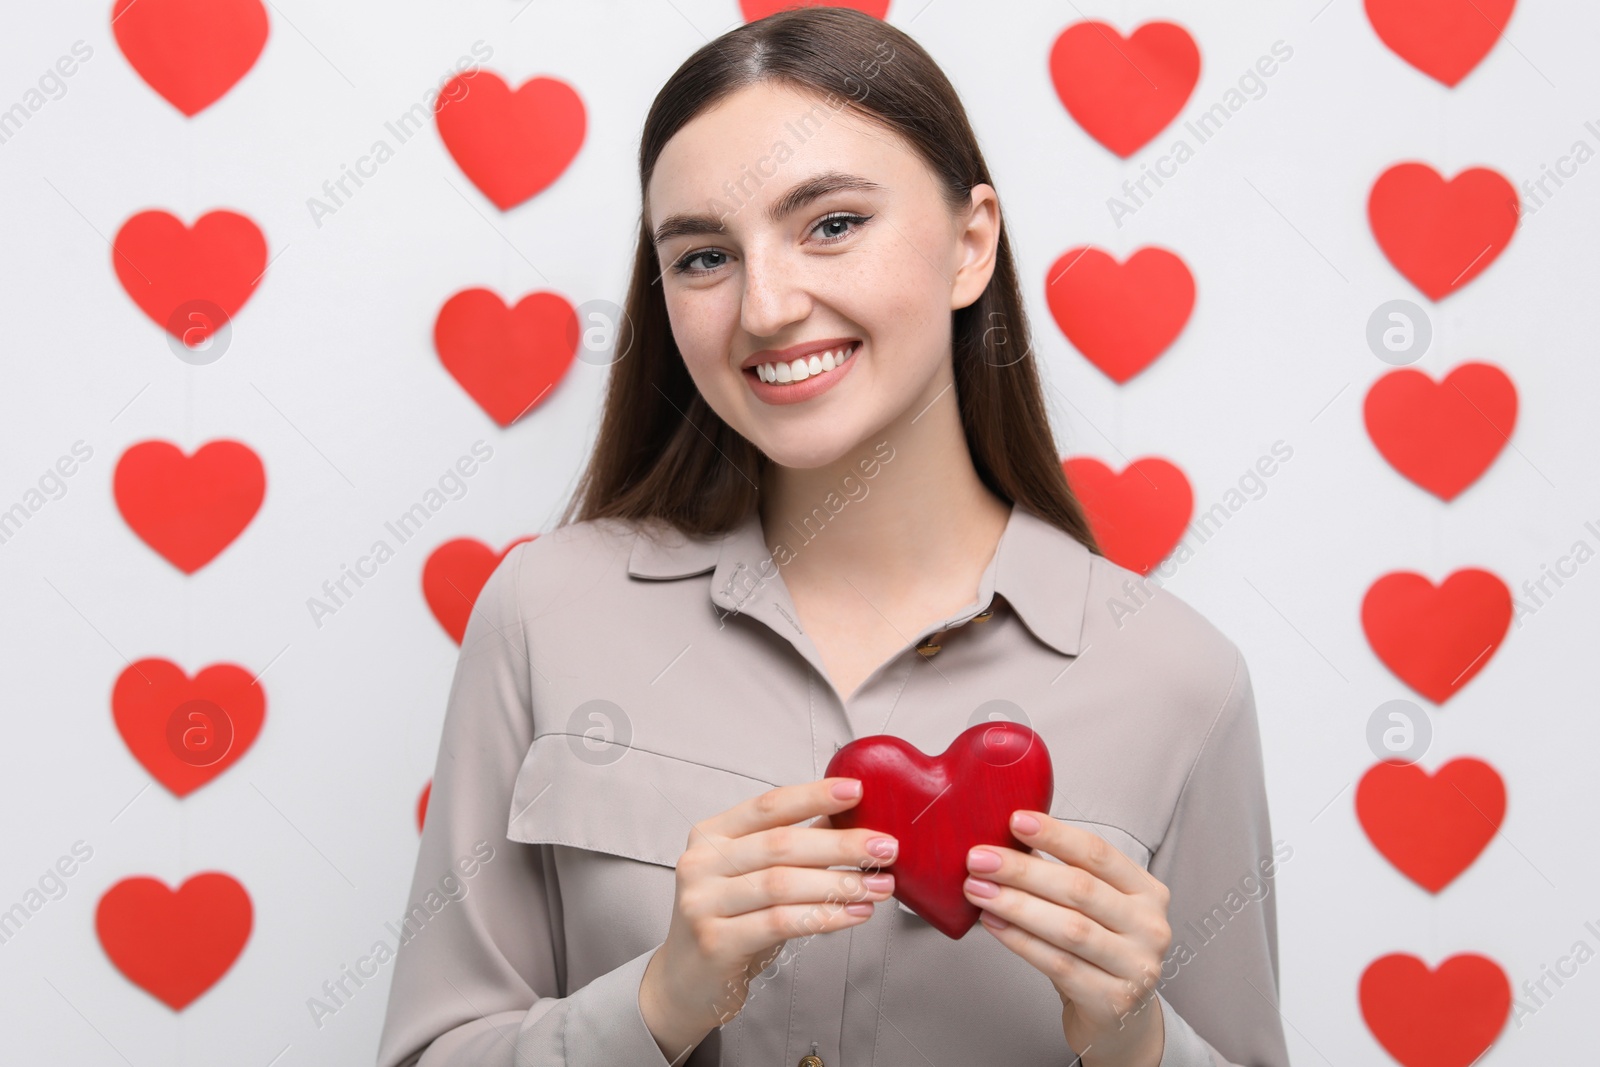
377,8,1288,1067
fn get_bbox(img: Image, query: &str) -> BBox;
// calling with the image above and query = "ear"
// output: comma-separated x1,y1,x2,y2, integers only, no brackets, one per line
949,183,1001,312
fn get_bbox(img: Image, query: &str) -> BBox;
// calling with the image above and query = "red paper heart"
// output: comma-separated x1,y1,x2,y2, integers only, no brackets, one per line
434,289,579,426
96,872,253,1011
1049,21,1200,158
1368,163,1517,301
1361,569,1511,704
1364,362,1517,500
825,721,1053,939
422,536,536,644
740,0,889,19
112,210,269,343
112,0,269,115
1063,456,1192,576
435,72,586,210
112,659,265,797
1046,246,1195,384
1356,758,1504,892
114,440,266,573
1364,0,1515,87
1360,953,1510,1067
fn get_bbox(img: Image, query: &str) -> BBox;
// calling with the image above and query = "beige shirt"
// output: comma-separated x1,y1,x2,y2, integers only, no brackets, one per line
375,502,1290,1067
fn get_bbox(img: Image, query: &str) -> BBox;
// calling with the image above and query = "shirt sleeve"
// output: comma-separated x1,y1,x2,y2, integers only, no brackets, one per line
374,543,694,1067
1145,649,1291,1067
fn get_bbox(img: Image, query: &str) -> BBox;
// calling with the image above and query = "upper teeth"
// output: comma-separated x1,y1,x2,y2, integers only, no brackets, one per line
754,344,856,383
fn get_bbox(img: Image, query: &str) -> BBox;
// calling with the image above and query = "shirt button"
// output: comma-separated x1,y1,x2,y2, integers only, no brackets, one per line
915,636,942,657
799,1041,825,1066
972,606,994,622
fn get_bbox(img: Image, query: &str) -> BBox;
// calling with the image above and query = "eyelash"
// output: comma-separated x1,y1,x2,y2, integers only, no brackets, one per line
669,211,874,277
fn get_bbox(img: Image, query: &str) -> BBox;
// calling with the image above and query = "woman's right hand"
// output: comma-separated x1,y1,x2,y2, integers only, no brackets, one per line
638,776,898,1061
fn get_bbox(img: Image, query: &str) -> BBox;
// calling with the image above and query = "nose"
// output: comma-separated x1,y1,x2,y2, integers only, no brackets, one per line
739,241,811,339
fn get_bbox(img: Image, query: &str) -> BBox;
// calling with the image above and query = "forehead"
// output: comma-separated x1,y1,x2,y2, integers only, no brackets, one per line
647,81,917,222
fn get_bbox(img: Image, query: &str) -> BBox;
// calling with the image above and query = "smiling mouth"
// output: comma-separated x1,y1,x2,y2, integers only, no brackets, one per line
748,341,860,385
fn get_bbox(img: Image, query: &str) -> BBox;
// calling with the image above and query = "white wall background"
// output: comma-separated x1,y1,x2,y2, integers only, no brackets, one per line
1,1,1596,1064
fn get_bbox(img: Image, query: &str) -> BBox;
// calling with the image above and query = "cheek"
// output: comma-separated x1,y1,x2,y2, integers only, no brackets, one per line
845,225,955,330
663,293,717,369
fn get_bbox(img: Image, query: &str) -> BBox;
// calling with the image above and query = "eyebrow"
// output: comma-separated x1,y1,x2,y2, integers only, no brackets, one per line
650,171,885,247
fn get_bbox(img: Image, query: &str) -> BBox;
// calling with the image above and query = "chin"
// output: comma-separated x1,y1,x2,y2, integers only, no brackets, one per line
751,430,871,472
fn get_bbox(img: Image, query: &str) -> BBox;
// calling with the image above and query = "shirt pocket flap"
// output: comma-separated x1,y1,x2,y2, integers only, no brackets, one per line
506,734,777,869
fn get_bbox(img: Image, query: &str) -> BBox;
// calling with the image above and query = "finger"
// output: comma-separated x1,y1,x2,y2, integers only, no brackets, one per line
964,876,1142,979
978,910,1155,1018
967,844,1140,936
702,778,865,841
718,896,880,957
1010,812,1158,898
715,865,894,917
713,821,898,880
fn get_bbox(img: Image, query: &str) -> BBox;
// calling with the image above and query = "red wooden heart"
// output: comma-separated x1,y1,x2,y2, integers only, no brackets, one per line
1356,758,1505,892
1364,0,1515,88
435,72,586,211
114,440,266,573
1049,21,1200,158
1368,163,1517,301
112,658,265,797
1364,362,1517,500
1063,456,1193,575
112,210,268,343
824,721,1053,939
434,289,579,426
1360,952,1510,1067
96,872,253,1011
112,0,269,116
740,0,889,20
1361,569,1511,703
1045,246,1195,384
422,536,536,644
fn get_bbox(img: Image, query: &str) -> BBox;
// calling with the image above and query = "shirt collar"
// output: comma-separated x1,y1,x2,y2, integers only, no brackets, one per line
627,501,1091,656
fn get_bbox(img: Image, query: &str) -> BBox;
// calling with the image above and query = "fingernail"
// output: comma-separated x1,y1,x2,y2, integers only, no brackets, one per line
867,836,897,858
967,847,1001,873
1012,811,1041,835
845,901,874,916
979,910,1009,929
832,779,862,800
964,876,998,899
862,873,893,892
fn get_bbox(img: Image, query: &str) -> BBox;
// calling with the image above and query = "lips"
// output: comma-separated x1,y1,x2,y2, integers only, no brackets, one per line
741,337,861,372
746,341,859,384
744,340,861,405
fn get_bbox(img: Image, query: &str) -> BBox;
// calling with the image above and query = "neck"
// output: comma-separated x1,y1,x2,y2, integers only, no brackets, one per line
757,378,1009,588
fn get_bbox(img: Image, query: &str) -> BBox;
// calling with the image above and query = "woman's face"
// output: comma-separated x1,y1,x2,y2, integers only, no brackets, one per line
646,80,998,470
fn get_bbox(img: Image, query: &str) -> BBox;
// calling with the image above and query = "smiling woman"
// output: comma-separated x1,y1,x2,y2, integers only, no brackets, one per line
376,8,1288,1067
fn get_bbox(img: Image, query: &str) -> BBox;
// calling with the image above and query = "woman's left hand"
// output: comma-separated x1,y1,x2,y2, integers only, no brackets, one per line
963,809,1173,1067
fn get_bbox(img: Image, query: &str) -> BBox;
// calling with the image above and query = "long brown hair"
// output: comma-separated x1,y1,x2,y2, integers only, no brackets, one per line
559,5,1099,556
